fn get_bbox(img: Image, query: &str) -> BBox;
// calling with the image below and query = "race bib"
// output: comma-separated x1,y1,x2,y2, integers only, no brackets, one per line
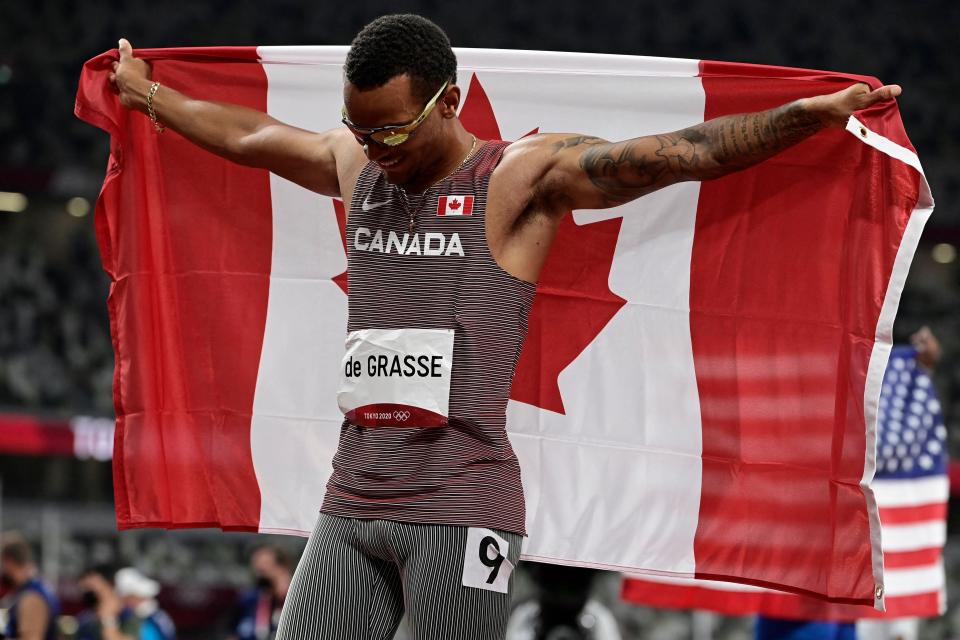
462,528,514,593
337,328,454,428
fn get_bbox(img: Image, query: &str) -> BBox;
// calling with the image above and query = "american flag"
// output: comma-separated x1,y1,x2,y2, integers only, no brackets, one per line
876,346,947,479
622,345,949,620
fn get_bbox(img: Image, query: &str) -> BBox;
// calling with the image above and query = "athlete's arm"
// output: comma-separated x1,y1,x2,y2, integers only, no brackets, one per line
109,38,363,197
14,591,49,640
527,82,902,213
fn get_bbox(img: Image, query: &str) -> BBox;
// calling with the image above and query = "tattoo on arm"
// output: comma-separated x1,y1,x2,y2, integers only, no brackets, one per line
566,101,824,207
705,101,823,169
552,135,606,151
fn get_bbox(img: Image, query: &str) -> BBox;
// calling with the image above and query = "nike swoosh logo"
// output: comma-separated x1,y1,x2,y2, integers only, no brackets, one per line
361,194,393,212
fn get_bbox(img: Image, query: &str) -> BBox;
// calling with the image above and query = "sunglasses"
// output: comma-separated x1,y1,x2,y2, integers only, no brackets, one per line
341,81,449,147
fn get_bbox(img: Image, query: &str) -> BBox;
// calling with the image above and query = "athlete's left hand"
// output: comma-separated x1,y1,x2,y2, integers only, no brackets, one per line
802,82,902,128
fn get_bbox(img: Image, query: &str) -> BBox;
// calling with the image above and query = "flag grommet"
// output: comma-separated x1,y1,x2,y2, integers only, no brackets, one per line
859,126,868,138
875,584,884,599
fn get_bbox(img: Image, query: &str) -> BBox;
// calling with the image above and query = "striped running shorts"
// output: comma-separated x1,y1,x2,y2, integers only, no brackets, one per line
275,512,524,639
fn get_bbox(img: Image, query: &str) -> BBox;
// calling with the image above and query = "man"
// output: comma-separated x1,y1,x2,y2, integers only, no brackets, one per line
75,565,139,640
113,568,175,640
0,533,59,640
108,13,902,639
228,545,293,640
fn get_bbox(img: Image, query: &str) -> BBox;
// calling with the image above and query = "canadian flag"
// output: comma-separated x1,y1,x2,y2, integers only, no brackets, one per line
437,194,474,216
74,45,932,607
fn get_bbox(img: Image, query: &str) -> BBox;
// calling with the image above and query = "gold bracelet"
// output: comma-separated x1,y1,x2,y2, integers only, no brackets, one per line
146,81,165,133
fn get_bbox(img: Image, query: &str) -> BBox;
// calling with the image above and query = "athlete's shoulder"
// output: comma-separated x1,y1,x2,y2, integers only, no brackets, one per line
497,133,556,163
331,129,370,181
495,132,603,176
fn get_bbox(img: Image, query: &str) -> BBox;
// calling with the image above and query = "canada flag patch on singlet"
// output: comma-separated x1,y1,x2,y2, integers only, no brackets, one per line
437,195,474,216
337,328,454,428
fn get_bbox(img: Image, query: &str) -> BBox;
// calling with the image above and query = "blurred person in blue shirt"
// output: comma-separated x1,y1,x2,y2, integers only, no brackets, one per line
755,618,856,640
228,545,292,640
76,565,140,640
114,569,175,640
1,532,59,640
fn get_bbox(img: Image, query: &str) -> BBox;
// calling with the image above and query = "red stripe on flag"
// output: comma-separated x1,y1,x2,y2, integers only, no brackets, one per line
690,61,921,603
865,591,943,619
883,547,942,569
878,502,947,525
76,47,270,531
622,578,942,621
622,578,760,617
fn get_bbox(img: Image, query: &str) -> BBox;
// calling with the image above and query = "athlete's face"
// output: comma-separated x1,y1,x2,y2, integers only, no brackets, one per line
343,74,459,185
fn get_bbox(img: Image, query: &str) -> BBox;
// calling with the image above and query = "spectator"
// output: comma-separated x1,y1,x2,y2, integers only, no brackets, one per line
114,569,175,640
0,532,60,640
75,565,139,640
228,545,293,640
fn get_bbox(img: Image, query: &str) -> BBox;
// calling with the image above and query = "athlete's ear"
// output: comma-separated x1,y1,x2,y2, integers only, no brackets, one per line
439,84,461,118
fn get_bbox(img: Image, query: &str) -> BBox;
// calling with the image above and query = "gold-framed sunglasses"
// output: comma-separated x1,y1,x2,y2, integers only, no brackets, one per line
341,81,449,147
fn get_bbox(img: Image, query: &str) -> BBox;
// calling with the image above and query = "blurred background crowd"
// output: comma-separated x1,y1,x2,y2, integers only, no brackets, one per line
1,1,958,638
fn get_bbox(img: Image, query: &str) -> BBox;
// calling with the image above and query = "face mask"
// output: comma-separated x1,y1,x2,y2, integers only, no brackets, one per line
81,590,99,609
255,575,273,590
134,600,158,618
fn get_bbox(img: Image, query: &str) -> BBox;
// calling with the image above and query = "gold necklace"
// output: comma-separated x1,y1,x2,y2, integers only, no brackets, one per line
397,135,478,233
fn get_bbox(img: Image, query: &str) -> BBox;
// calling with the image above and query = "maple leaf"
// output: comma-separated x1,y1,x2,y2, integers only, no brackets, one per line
332,198,348,294
461,74,627,415
509,214,626,414
330,74,626,415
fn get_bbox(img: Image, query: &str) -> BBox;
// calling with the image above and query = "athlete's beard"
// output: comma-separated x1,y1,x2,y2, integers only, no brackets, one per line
393,141,472,192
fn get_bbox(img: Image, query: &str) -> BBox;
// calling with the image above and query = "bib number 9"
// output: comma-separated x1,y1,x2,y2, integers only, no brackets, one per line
479,536,503,584
462,528,514,593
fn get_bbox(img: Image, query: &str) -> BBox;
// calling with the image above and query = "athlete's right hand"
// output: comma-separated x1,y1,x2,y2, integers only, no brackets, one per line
109,37,153,111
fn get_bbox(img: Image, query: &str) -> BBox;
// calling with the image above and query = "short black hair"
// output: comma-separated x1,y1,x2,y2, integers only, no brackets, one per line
80,563,118,582
345,14,457,103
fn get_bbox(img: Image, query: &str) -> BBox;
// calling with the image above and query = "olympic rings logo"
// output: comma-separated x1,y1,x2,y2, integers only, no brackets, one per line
393,410,411,422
